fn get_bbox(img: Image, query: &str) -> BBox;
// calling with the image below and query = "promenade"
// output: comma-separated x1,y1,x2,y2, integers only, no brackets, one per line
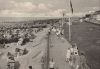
49,31,80,69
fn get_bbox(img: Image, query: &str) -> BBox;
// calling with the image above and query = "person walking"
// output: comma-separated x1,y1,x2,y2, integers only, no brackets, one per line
66,48,71,62
41,56,44,69
49,58,55,69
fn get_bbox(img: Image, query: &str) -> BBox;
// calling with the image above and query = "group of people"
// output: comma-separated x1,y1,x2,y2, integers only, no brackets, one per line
6,47,28,69
51,26,64,38
15,48,28,57
66,43,79,68
66,43,88,69
0,26,45,48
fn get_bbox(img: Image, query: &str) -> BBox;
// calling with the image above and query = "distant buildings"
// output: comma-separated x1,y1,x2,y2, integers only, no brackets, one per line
81,10,100,24
91,10,100,20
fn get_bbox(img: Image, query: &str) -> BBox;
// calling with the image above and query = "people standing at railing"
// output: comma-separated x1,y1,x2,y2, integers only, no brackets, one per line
65,42,80,69
73,43,78,56
66,48,71,62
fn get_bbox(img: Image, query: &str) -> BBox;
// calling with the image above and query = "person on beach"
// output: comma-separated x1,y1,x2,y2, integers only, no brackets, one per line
52,27,56,32
7,57,15,69
49,58,55,69
17,37,23,46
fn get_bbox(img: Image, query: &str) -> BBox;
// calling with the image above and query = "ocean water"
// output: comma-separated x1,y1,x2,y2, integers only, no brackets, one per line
0,17,60,25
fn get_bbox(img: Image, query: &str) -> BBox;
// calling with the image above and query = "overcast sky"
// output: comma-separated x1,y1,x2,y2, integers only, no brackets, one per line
0,0,99,17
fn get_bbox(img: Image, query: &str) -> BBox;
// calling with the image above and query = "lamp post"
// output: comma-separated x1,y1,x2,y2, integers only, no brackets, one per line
61,11,66,35
68,0,73,41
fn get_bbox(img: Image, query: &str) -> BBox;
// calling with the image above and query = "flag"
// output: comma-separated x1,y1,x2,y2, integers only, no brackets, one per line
70,0,73,14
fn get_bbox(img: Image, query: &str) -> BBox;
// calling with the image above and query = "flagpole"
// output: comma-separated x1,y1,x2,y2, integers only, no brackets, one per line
68,0,73,41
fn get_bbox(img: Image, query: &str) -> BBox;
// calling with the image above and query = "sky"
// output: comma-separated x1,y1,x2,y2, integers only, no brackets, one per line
0,0,100,17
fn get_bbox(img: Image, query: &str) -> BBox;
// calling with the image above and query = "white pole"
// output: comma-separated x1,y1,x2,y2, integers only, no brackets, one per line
68,17,71,41
62,16,63,28
62,13,64,27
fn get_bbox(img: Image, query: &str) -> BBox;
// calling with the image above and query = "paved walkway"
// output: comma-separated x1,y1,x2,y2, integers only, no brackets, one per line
49,32,71,69
49,32,80,69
